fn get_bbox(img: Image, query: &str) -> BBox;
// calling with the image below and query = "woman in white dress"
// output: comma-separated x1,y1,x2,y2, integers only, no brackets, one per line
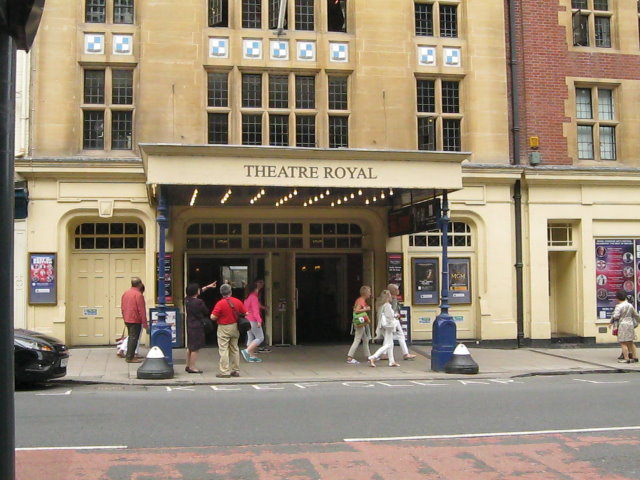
368,290,401,367
610,289,639,364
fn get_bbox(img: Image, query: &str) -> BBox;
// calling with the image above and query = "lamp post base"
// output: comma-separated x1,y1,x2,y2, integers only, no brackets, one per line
430,312,457,371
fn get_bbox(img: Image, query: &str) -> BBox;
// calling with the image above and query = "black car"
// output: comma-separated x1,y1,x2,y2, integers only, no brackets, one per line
14,329,69,385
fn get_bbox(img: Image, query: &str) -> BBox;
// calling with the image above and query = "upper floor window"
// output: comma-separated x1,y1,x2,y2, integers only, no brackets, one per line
207,71,230,144
243,0,263,28
209,0,229,27
82,68,134,150
575,86,617,160
572,0,612,48
74,222,144,250
417,78,462,152
269,0,288,29
410,221,472,247
85,0,134,24
295,0,315,30
327,0,346,32
415,1,458,38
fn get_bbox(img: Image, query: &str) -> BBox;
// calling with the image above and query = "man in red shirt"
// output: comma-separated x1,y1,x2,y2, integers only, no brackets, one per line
121,277,148,363
211,283,247,378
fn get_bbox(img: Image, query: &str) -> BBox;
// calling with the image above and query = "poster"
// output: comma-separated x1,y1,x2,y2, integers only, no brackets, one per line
150,307,182,348
156,253,173,303
595,239,635,320
412,258,439,305
448,258,471,304
386,253,404,301
29,253,57,304
636,240,640,311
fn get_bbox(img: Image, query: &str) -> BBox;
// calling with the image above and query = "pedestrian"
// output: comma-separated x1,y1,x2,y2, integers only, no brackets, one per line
241,280,266,363
374,283,417,360
610,289,640,364
368,290,401,367
120,277,148,363
184,281,216,373
346,285,372,364
210,283,247,378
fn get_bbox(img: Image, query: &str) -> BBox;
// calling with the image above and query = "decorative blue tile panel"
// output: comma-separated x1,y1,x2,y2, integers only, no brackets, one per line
444,47,461,67
84,33,104,54
418,46,436,66
296,41,316,61
113,34,132,55
209,37,229,58
243,39,262,59
329,42,348,62
270,40,289,60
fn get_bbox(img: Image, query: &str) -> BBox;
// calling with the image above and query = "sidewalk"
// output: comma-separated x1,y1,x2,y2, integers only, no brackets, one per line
63,343,640,386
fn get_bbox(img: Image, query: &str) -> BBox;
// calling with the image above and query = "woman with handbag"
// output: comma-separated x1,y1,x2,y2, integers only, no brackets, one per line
368,290,401,367
241,280,266,363
184,281,216,373
610,289,640,364
346,285,372,364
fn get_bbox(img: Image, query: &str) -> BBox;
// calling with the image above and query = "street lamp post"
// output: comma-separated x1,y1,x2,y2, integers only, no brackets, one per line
430,191,457,371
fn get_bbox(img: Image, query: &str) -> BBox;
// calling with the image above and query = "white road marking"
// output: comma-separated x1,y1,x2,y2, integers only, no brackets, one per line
344,425,640,443
16,445,128,451
36,390,72,396
574,379,629,384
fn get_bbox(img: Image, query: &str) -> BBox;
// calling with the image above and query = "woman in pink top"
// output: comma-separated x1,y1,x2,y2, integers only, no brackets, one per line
242,280,266,362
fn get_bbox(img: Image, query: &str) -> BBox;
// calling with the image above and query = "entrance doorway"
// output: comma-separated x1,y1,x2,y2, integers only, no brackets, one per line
295,255,361,343
548,251,578,337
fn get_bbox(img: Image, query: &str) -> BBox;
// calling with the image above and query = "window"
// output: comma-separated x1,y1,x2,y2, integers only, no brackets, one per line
85,0,134,24
416,78,462,151
310,223,362,249
74,222,144,250
82,68,134,150
572,0,612,48
547,223,574,248
207,72,229,144
410,221,471,247
295,0,315,31
243,0,262,28
208,0,229,27
186,223,242,249
269,0,288,29
295,76,315,109
208,113,229,144
269,114,289,146
415,1,458,38
328,76,348,110
329,116,348,148
269,75,289,109
208,72,229,107
248,223,303,249
327,0,346,32
575,86,617,160
242,74,263,108
296,115,316,147
242,114,263,145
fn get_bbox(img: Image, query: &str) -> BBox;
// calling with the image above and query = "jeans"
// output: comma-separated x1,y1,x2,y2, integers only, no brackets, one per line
247,321,265,350
125,322,142,360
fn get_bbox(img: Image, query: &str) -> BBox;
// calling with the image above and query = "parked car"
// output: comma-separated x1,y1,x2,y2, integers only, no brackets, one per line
14,329,69,385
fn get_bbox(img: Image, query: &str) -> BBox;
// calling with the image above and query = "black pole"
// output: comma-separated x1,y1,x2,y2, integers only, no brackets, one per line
0,32,17,480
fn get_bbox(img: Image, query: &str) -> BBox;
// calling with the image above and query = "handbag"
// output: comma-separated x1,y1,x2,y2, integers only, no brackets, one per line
352,311,370,327
226,298,251,334
202,317,214,334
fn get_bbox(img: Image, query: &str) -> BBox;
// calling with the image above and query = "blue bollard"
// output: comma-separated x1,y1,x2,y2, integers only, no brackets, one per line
430,313,457,371
150,322,173,367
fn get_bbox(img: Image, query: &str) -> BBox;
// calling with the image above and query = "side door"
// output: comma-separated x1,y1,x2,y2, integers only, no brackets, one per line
111,253,146,343
69,253,110,345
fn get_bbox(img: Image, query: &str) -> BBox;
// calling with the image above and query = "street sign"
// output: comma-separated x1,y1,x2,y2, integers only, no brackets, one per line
388,198,441,237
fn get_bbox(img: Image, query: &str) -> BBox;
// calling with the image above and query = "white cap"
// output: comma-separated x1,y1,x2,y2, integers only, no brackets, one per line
453,343,471,355
146,346,166,359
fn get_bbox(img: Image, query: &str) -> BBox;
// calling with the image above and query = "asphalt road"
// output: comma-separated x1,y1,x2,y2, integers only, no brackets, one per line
14,372,640,479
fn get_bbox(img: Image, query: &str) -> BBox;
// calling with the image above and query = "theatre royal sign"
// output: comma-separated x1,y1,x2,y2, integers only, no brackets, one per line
140,144,466,191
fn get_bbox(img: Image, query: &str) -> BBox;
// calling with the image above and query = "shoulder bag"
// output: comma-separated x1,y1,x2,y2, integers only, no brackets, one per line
226,298,251,334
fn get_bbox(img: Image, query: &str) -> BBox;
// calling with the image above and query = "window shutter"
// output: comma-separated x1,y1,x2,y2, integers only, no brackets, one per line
572,11,588,46
210,0,223,26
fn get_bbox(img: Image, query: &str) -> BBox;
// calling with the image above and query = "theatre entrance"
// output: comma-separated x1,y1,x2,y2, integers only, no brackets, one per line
295,254,362,344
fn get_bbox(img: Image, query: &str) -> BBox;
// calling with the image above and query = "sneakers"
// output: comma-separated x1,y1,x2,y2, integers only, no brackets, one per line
346,358,359,364
258,346,272,353
618,359,630,364
230,371,240,377
241,349,250,362
248,356,263,363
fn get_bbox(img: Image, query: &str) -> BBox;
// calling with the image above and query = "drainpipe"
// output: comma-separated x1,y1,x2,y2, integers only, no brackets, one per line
508,0,525,346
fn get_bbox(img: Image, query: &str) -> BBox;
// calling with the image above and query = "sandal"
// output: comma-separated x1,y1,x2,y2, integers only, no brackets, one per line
368,356,376,367
389,363,400,367
403,354,416,360
185,367,203,374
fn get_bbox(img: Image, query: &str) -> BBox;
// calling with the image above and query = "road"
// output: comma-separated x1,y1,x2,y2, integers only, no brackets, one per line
15,372,640,479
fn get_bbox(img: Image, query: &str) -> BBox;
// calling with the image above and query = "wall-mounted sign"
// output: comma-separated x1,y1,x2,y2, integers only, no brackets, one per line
448,258,471,304
388,198,441,237
29,253,57,304
412,258,439,305
386,253,404,301
399,306,411,343
150,307,182,348
595,239,636,320
156,253,173,304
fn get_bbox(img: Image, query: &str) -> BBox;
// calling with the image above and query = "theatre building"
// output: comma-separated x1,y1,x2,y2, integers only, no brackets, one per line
14,0,640,348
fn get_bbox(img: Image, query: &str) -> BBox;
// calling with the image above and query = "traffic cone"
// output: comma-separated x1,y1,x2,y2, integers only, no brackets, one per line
137,346,174,379
444,343,479,374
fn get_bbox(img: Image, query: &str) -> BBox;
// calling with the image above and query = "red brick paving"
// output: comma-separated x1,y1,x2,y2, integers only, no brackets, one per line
17,432,638,479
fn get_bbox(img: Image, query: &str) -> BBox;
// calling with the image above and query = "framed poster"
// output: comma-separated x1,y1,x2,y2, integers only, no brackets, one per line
156,253,173,304
150,307,182,348
412,258,439,305
29,253,57,304
595,239,635,320
448,257,471,304
386,253,404,301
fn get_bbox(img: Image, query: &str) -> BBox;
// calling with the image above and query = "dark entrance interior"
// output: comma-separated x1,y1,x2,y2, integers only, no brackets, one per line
296,254,362,343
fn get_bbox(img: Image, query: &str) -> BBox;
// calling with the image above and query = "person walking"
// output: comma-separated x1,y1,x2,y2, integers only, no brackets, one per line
346,285,372,364
211,283,247,378
241,280,266,363
184,281,216,373
610,289,640,364
374,283,417,361
368,290,401,367
120,277,148,363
